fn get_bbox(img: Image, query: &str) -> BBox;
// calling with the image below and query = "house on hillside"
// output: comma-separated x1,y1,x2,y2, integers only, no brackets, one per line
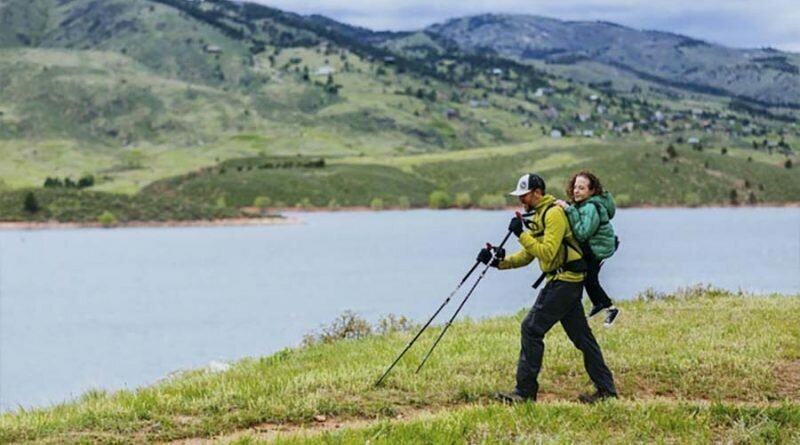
550,129,563,138
687,137,701,145
313,66,336,76
204,45,222,54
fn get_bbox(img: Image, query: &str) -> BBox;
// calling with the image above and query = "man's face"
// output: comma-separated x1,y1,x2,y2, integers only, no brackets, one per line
518,189,542,211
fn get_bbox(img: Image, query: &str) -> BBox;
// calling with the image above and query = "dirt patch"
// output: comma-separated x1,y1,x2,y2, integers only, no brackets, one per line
775,359,800,400
164,406,453,445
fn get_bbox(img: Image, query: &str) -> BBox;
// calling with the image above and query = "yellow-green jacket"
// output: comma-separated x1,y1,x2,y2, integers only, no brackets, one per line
497,194,585,283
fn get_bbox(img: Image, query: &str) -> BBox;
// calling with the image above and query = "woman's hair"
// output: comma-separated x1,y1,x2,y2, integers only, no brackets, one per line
565,170,604,202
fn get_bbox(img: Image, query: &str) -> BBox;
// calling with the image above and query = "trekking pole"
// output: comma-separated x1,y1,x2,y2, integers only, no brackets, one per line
414,213,522,374
374,255,485,386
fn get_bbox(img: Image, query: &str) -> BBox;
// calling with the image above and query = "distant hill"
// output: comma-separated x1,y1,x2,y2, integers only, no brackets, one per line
424,14,800,108
0,0,796,208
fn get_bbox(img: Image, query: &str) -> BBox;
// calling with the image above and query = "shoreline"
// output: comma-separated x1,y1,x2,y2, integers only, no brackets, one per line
0,216,302,231
1,202,797,230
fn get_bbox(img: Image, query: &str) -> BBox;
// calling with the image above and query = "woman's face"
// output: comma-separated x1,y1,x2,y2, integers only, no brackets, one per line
573,176,594,202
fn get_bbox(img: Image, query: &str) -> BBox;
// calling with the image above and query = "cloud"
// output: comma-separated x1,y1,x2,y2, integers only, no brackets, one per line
249,0,800,52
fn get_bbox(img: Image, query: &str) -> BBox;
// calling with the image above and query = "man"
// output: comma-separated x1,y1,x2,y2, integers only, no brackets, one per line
477,173,618,404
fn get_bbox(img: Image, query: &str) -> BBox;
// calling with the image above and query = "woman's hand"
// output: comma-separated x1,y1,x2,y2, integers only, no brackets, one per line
554,199,569,209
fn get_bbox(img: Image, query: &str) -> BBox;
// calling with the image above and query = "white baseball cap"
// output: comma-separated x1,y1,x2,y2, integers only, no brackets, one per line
509,173,546,196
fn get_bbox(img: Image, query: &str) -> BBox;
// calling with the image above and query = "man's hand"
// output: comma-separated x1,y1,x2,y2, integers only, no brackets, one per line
508,216,525,237
477,246,505,267
477,247,493,264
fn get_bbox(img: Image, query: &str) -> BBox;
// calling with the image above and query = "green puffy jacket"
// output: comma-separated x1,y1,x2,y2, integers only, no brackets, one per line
498,194,585,284
564,192,617,259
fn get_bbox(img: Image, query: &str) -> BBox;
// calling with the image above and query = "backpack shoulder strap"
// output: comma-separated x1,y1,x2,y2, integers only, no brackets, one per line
591,201,609,226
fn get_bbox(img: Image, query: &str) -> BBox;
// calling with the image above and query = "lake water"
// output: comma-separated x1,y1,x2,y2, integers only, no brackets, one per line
0,208,798,411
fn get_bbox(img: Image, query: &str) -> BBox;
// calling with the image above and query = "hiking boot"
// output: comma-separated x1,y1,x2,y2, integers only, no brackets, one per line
496,390,535,404
578,389,618,404
587,303,610,319
603,307,620,327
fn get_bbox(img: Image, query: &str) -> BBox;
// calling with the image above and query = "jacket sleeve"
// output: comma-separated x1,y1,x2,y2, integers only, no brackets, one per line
516,208,566,264
497,248,534,269
565,204,599,243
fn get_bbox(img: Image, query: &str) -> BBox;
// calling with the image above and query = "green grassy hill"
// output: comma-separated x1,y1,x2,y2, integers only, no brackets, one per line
0,0,797,217
1,287,798,443
142,138,800,209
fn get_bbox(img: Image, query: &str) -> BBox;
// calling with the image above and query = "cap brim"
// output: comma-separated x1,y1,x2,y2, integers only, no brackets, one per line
509,189,531,196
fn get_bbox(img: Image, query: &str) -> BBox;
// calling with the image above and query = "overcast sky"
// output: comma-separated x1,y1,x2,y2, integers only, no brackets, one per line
249,0,800,52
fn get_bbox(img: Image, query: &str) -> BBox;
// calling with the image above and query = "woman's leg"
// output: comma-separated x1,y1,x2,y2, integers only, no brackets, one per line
584,257,613,310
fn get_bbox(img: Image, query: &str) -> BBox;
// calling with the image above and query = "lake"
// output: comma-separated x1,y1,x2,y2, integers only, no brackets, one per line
0,208,798,411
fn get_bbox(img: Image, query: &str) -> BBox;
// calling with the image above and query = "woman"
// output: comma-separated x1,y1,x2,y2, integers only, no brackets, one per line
555,171,620,327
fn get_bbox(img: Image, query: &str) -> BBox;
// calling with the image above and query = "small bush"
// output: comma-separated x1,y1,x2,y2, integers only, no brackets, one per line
98,211,118,227
786,158,793,169
377,314,415,335
396,196,411,209
684,192,702,207
253,196,271,208
215,196,227,209
23,192,40,213
454,192,472,208
302,311,373,346
303,311,415,347
370,197,384,210
478,194,506,209
615,193,632,207
428,190,451,209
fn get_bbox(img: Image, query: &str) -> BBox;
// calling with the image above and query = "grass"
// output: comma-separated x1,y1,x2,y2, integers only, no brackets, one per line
146,138,799,211
0,187,242,223
260,402,800,444
1,287,798,444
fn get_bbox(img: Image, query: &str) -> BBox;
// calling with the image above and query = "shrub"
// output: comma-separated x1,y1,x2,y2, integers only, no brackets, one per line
302,311,372,346
370,197,384,210
614,193,632,207
377,314,415,334
478,194,507,209
428,190,451,209
98,211,118,227
396,196,411,209
253,196,271,208
295,197,312,209
303,311,415,347
786,158,793,169
215,196,227,209
454,192,472,208
23,192,40,213
684,192,702,207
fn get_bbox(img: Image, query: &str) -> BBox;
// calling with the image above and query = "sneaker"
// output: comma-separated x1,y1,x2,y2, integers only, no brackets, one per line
496,390,535,404
603,307,620,327
578,389,618,404
587,304,610,319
